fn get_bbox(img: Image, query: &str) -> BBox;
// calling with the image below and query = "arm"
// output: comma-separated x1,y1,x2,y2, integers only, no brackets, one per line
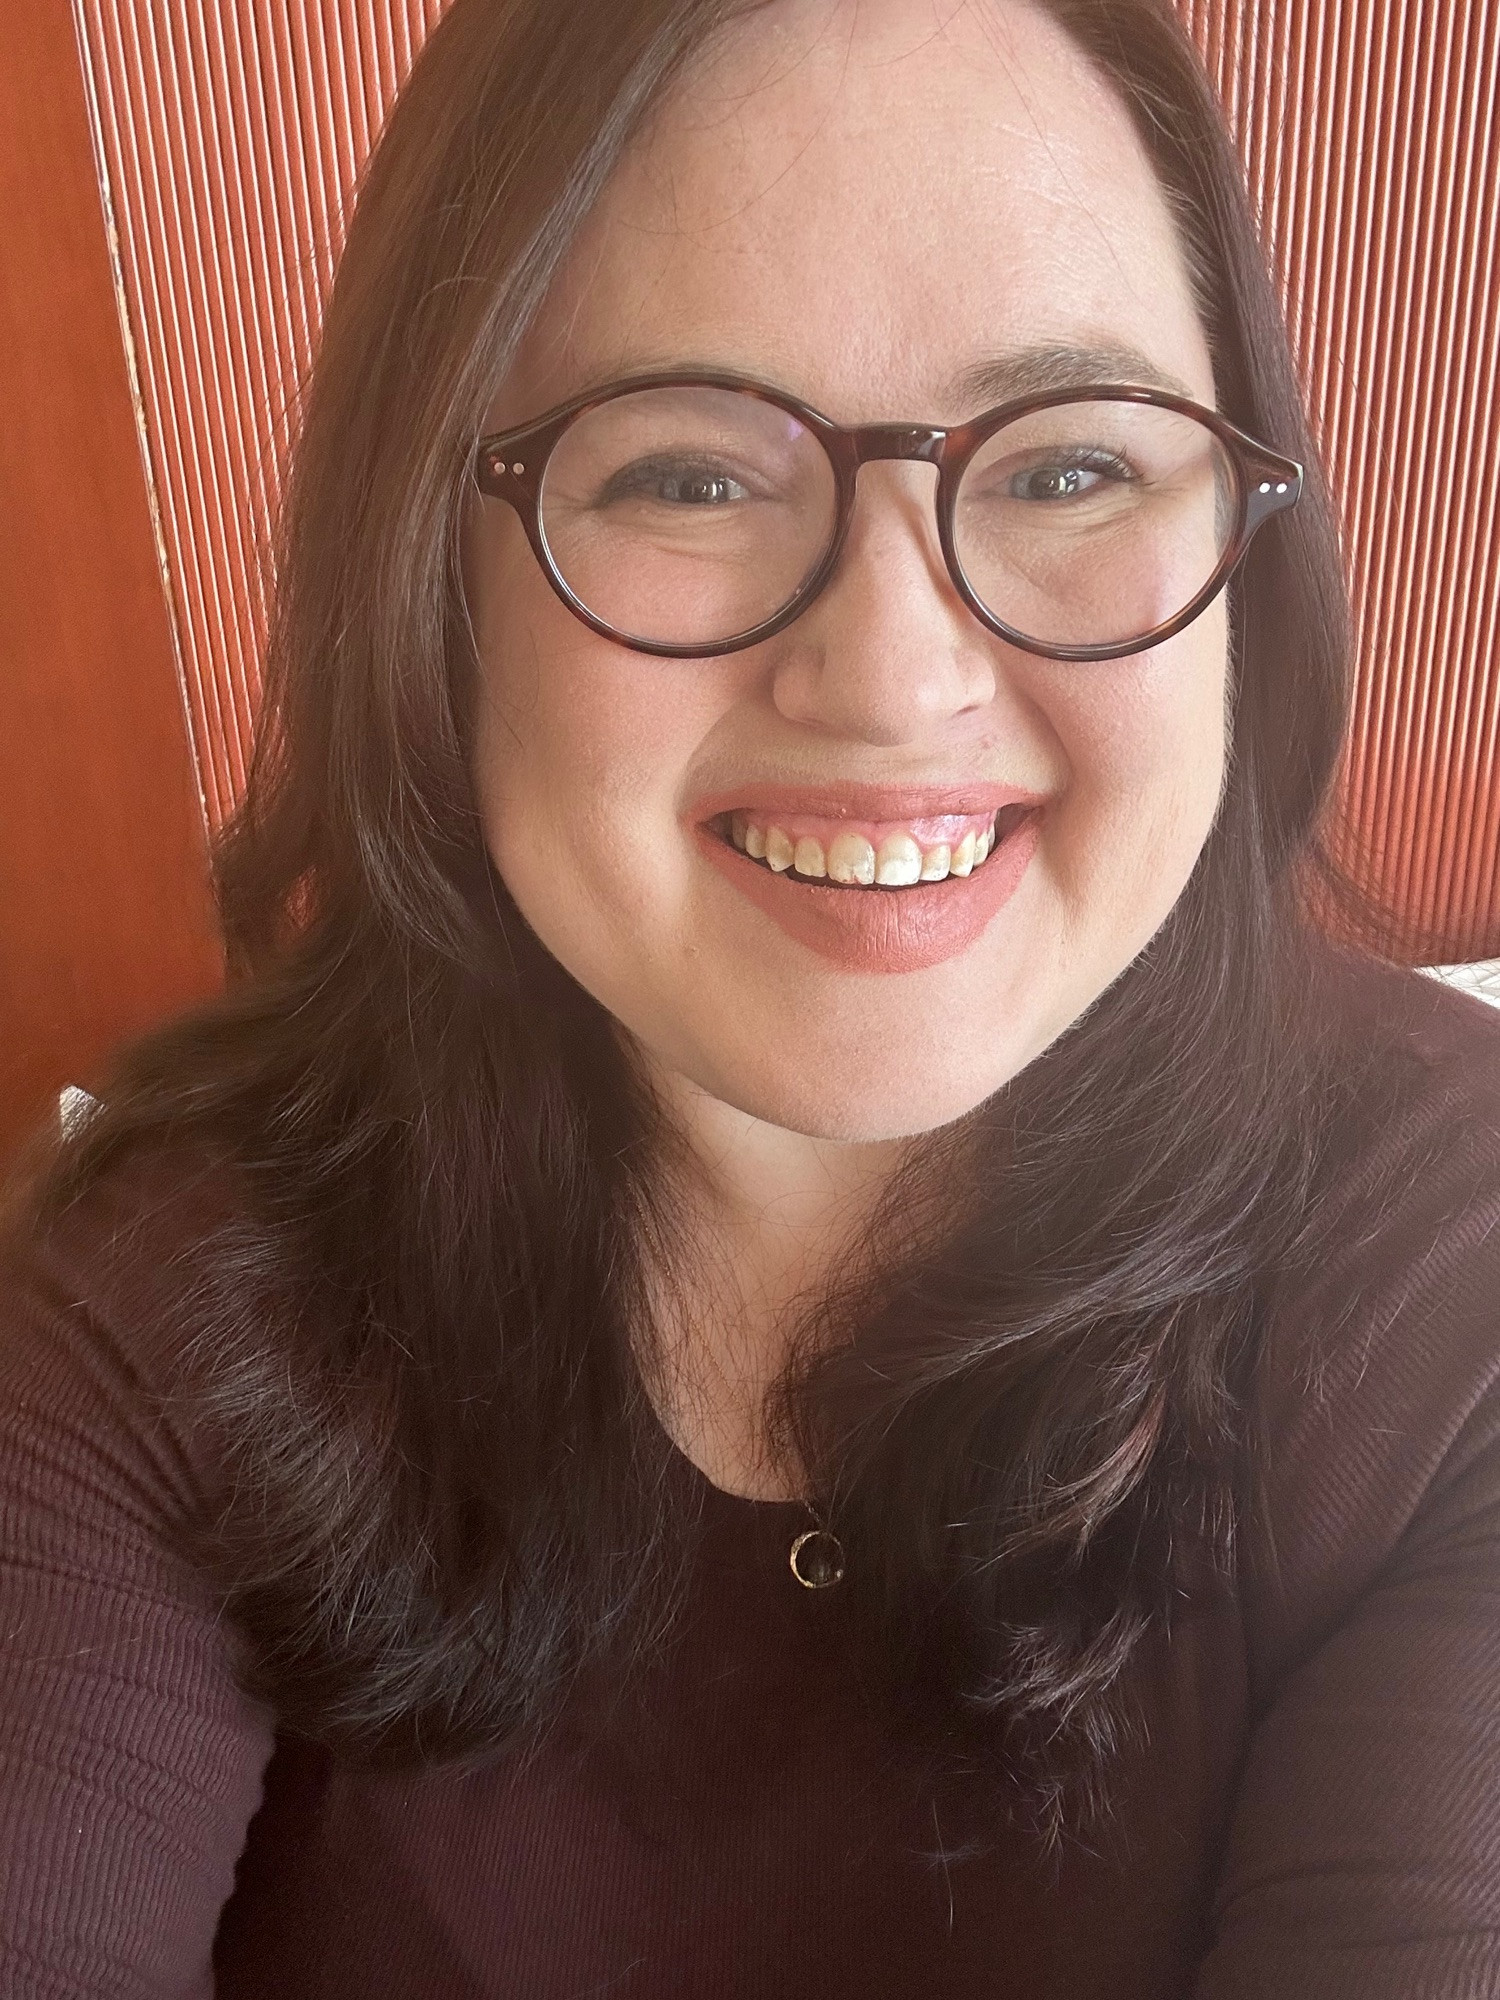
1193,982,1500,2000
1192,1406,1500,1998
0,1159,274,1998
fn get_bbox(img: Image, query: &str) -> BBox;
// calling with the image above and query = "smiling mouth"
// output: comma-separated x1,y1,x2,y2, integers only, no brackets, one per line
707,802,1036,888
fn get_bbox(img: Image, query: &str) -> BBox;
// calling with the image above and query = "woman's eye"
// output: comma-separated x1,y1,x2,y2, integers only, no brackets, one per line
1010,465,1098,501
1005,456,1134,502
603,460,751,506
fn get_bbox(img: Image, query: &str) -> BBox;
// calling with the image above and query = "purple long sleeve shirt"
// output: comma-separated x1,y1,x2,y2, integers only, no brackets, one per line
2,963,1499,1998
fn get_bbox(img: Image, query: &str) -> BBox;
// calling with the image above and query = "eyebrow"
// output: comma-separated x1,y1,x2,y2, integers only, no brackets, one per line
562,338,1201,421
944,341,1199,411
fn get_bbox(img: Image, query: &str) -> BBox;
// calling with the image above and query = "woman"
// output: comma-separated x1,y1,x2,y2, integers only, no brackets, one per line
2,0,1497,1992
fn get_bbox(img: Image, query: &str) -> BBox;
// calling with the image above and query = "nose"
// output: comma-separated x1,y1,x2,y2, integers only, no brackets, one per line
768,459,996,746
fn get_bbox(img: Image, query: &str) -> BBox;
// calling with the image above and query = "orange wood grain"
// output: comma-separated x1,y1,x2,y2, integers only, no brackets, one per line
1181,0,1500,958
0,0,222,1163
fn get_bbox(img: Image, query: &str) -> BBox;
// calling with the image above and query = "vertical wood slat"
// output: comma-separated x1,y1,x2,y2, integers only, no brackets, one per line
75,0,1500,960
0,0,222,1158
1181,0,1500,958
72,0,444,834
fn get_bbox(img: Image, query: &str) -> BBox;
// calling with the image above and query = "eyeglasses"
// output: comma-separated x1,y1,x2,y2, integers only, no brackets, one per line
473,369,1302,662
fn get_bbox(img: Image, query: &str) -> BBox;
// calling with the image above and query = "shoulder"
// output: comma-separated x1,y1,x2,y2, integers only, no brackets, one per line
0,1135,256,1526
1243,952,1500,1692
1328,947,1500,1123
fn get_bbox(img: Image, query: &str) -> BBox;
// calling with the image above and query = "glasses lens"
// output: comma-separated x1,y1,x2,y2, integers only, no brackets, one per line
538,386,838,648
953,400,1238,650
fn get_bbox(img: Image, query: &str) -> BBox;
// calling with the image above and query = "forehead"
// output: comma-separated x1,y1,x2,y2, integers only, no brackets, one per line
502,0,1215,422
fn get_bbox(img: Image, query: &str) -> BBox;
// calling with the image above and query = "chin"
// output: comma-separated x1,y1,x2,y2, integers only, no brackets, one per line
673,1032,1036,1145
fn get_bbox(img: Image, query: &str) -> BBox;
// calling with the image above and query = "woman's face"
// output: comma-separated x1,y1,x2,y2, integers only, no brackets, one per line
467,0,1226,1143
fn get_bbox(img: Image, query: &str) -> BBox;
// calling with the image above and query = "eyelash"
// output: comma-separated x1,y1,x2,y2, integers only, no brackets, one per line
600,456,757,506
1004,448,1138,492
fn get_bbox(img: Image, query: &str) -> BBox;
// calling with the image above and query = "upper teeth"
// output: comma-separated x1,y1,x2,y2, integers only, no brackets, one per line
727,815,1001,884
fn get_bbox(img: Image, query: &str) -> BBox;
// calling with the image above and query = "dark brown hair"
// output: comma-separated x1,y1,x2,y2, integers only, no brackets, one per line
19,0,1364,1853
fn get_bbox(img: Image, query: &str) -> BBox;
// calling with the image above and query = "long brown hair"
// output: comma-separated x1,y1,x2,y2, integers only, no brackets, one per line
18,0,1363,1851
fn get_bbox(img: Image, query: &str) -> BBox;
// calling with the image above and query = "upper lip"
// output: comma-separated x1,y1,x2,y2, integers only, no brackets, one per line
688,781,1047,825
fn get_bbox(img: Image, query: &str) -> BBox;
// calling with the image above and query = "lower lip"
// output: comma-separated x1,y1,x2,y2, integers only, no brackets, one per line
694,812,1042,974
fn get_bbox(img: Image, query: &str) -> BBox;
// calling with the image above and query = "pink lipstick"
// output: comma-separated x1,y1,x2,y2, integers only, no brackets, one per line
689,782,1043,974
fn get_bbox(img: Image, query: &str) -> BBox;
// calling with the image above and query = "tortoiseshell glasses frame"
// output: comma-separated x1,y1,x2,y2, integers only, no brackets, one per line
473,368,1304,663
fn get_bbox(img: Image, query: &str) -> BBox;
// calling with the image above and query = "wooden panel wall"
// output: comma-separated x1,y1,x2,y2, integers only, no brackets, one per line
1180,0,1500,959
72,0,1500,959
0,0,221,1161
73,0,446,831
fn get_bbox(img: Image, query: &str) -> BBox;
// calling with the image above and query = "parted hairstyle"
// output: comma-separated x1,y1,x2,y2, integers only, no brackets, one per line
17,0,1373,1852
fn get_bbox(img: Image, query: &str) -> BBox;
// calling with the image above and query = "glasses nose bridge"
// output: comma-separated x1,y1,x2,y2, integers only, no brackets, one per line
848,422,948,470
823,423,959,622
840,424,950,544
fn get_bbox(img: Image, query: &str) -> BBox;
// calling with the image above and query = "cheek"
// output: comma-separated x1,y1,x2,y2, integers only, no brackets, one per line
476,648,676,919
467,513,725,951
1041,615,1229,934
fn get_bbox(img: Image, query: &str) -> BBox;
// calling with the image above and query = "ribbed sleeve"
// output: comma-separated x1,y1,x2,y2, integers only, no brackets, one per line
0,1158,274,1998
1193,978,1500,1997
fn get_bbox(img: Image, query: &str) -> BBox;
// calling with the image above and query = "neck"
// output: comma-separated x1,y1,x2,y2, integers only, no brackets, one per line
636,1060,911,1502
